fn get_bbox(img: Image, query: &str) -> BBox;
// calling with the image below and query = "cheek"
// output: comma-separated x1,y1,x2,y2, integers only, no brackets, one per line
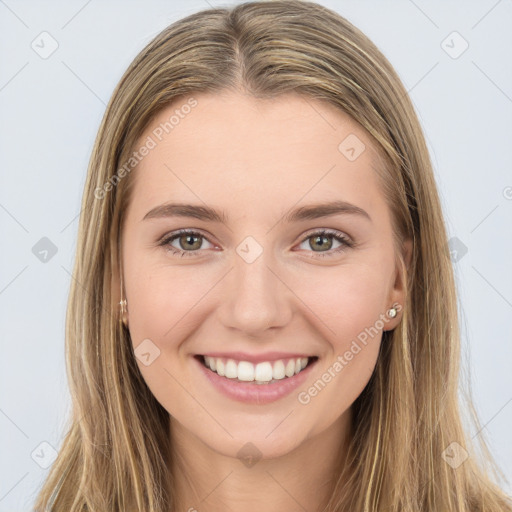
298,261,390,339
293,262,387,401
124,264,215,414
125,261,219,349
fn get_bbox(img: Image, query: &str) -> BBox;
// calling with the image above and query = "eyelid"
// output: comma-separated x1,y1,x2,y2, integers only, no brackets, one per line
158,227,212,244
298,227,353,244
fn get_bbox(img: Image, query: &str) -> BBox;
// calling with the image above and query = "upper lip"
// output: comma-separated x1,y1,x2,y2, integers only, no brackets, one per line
198,351,317,364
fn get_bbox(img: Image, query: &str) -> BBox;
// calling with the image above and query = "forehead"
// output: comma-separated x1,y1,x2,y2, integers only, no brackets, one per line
126,92,386,221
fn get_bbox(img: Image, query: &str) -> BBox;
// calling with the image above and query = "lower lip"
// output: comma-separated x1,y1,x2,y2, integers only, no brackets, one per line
193,356,318,405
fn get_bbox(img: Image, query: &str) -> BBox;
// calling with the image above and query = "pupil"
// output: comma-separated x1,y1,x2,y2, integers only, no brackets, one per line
312,235,331,251
182,234,200,249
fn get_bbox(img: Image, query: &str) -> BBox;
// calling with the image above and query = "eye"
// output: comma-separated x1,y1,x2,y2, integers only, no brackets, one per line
296,229,354,258
158,228,354,259
158,229,215,257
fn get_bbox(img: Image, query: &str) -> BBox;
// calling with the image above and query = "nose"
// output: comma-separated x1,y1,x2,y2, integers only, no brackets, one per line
217,248,293,337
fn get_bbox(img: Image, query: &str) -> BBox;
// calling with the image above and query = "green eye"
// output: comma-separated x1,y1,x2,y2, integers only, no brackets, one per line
297,230,354,258
160,230,213,257
159,228,354,258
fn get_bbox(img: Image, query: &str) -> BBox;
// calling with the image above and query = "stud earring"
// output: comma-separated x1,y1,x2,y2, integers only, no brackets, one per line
387,306,397,318
119,299,128,326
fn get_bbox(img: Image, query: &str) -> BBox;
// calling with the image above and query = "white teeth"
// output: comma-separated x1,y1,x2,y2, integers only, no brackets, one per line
273,360,285,380
201,355,313,383
237,361,255,381
254,361,273,382
225,359,238,379
285,359,296,377
204,355,217,372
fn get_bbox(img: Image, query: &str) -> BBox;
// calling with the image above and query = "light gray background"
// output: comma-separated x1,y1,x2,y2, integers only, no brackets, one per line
1,1,511,510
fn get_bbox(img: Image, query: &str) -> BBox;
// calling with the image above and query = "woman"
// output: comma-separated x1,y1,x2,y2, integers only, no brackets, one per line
34,1,511,510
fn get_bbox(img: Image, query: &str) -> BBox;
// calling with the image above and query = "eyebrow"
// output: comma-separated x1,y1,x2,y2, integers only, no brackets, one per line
142,200,371,224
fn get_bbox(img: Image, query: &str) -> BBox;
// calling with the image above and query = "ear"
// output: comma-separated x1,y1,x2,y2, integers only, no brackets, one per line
384,237,412,331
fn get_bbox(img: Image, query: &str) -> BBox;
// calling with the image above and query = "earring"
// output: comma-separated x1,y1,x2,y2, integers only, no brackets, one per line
119,299,128,326
387,306,397,318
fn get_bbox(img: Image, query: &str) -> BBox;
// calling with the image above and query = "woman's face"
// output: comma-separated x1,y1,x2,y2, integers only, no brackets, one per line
120,91,409,459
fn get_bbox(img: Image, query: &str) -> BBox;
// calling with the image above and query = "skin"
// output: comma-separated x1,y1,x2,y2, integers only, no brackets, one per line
120,91,412,511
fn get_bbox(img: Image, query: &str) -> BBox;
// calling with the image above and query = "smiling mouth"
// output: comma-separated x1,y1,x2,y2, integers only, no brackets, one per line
195,354,319,384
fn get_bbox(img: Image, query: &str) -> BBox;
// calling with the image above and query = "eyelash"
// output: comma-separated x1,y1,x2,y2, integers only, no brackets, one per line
158,228,355,259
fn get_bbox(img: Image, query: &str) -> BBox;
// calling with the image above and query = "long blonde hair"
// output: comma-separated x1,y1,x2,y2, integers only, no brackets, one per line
34,1,511,510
